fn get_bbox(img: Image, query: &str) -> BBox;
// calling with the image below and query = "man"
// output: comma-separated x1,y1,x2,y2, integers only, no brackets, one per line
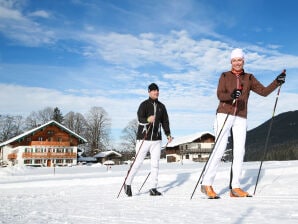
201,48,286,198
124,83,173,196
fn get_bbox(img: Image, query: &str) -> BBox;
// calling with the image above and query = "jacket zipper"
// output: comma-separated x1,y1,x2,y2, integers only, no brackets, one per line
150,102,157,140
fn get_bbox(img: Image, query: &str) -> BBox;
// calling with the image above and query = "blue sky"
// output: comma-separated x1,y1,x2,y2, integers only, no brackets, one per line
1,0,298,147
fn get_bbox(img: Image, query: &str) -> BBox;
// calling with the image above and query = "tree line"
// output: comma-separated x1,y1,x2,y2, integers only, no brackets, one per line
244,140,298,161
0,106,138,157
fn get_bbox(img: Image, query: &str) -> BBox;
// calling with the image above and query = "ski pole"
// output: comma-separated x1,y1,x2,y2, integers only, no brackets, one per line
253,73,285,195
117,124,152,198
190,112,231,199
138,172,151,193
228,130,234,190
189,91,242,200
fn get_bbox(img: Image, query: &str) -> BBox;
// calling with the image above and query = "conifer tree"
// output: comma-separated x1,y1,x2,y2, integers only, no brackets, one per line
52,107,64,124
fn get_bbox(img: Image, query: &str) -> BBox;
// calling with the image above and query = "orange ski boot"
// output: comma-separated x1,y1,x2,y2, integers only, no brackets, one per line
201,185,220,199
230,188,252,197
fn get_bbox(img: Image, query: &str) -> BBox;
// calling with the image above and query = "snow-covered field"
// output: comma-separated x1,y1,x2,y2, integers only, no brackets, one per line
1,160,298,224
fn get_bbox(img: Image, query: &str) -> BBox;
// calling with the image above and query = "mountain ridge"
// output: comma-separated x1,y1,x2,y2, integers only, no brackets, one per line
244,110,298,161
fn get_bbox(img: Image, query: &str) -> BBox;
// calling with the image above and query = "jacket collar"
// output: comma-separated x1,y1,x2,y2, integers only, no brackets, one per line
231,69,245,76
148,97,158,103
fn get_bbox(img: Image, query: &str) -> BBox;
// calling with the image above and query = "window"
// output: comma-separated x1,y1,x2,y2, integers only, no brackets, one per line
24,160,32,164
47,130,54,135
34,159,42,164
56,159,63,164
65,148,73,153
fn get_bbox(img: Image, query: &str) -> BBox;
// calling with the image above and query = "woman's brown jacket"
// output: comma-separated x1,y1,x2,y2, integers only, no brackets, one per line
216,70,280,118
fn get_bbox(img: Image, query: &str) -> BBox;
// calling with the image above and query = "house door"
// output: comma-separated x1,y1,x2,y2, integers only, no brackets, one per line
47,159,51,167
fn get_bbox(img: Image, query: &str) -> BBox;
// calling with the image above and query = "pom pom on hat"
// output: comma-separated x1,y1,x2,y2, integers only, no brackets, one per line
230,48,244,60
148,83,159,92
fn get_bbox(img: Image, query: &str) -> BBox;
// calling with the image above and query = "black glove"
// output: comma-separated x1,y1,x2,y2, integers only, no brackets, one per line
231,89,242,99
276,71,286,85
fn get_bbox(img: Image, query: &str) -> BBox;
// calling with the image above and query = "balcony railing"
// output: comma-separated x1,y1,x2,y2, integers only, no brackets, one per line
30,141,70,146
7,153,17,159
181,148,212,153
22,152,77,159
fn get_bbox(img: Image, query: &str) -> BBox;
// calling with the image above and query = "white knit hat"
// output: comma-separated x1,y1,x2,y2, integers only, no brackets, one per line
230,48,244,59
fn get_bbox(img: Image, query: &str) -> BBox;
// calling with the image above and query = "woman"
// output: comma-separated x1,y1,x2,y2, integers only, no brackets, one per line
200,48,286,198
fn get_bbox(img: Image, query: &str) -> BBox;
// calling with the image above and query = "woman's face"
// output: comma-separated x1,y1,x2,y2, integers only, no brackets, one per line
231,57,244,72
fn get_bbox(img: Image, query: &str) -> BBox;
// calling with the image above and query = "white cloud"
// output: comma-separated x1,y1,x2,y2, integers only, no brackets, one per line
29,10,50,18
0,83,139,129
0,4,22,20
0,1,55,46
1,0,298,147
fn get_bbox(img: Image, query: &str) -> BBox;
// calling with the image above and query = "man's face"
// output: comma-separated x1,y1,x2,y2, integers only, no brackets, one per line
231,57,244,72
149,89,159,100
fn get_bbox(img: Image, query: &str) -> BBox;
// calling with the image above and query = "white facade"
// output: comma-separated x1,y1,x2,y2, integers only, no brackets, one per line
0,120,87,167
165,132,215,163
167,142,214,162
1,145,78,167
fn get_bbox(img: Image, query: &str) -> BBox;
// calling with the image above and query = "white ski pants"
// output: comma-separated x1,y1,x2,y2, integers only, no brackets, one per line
202,113,247,188
125,140,161,189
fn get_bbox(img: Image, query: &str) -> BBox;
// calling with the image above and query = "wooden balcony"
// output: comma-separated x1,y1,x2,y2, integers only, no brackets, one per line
7,153,17,159
22,152,77,159
30,141,70,146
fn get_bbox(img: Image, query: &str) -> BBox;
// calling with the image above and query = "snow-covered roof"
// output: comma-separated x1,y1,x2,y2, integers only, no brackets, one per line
103,160,115,165
164,131,214,148
0,120,87,148
78,156,97,162
93,150,122,158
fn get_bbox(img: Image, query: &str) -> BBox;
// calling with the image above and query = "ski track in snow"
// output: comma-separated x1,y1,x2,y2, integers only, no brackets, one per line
0,160,298,224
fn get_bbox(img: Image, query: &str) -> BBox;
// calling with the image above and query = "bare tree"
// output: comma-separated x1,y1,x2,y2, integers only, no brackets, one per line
64,111,87,136
120,118,138,151
0,115,24,142
39,107,54,123
85,107,111,155
13,115,24,137
64,111,75,129
25,111,40,129
25,107,54,129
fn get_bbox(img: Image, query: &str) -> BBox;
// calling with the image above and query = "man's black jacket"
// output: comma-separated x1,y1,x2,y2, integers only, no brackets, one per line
136,97,171,141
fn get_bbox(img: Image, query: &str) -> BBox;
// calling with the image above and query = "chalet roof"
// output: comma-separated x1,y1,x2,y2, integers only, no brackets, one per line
0,120,88,148
94,150,122,158
77,156,97,162
164,131,214,148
